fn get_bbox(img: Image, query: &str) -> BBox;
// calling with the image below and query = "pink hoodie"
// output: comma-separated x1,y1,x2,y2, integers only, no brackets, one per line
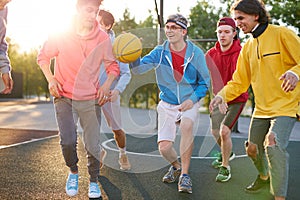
37,20,120,100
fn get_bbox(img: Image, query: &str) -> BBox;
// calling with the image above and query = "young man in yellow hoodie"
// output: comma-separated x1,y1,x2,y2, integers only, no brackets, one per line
210,0,300,200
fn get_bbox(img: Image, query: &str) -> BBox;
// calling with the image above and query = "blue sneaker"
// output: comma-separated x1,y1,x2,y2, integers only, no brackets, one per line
178,174,192,194
65,173,79,197
88,182,101,198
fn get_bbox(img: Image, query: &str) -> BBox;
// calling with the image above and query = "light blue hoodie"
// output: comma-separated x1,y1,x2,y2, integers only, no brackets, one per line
130,40,210,105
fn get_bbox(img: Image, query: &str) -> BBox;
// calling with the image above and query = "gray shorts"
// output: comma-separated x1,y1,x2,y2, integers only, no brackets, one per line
210,102,245,130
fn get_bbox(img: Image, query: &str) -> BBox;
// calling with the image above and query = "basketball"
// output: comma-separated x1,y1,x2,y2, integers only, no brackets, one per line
112,33,142,63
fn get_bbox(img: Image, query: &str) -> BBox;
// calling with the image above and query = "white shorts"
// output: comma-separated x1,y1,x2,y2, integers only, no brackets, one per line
157,100,200,143
101,96,122,130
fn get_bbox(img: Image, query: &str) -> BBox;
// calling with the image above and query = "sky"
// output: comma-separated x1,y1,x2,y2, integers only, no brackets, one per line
5,0,199,52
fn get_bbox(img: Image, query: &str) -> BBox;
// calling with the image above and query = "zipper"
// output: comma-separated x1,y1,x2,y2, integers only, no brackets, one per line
256,38,260,59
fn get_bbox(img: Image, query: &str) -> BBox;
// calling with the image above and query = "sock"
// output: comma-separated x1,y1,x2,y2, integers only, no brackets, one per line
119,147,126,157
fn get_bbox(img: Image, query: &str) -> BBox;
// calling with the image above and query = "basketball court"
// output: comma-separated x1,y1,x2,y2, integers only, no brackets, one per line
0,100,299,200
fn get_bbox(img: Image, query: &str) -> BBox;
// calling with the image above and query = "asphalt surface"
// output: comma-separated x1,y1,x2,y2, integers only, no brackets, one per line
0,99,299,200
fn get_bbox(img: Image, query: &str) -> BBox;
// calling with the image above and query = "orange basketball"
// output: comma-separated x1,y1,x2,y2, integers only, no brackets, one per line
112,33,142,63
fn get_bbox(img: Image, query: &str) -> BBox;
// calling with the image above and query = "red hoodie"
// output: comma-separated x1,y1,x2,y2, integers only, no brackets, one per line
37,20,120,100
206,39,248,104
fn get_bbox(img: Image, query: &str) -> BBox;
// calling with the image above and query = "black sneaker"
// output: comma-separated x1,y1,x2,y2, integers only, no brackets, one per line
245,175,270,193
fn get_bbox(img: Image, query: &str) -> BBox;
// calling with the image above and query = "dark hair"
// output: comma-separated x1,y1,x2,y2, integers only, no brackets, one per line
77,0,103,7
98,10,115,27
166,13,188,40
231,0,270,24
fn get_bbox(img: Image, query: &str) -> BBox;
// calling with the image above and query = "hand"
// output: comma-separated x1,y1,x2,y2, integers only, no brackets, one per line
179,99,193,112
1,72,13,94
280,71,299,92
209,96,224,113
97,84,110,106
48,78,62,98
109,89,119,102
218,102,228,114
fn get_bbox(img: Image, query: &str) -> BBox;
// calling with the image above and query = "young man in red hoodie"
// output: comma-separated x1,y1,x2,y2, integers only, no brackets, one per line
37,0,119,198
205,17,248,182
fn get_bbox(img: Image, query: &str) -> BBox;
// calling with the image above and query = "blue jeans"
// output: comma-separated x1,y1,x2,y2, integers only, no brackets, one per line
248,116,296,197
54,97,101,182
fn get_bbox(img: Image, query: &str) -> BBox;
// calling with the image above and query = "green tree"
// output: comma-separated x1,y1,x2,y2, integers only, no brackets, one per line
264,0,299,34
188,0,225,51
219,0,299,35
113,8,138,34
7,39,49,99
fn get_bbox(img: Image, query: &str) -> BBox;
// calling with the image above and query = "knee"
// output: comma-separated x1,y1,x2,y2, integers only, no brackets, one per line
158,141,172,154
220,125,231,139
245,141,258,159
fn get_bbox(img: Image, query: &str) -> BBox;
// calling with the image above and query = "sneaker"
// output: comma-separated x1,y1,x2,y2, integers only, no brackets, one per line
245,175,270,193
65,173,79,197
216,166,231,182
119,154,131,170
88,182,101,198
178,174,192,194
162,166,181,183
100,149,107,169
211,152,235,168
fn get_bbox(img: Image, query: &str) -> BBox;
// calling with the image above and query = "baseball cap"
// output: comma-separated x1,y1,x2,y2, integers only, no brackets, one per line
217,17,236,29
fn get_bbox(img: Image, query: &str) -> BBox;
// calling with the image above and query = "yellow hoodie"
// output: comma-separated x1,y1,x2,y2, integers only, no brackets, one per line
218,24,300,118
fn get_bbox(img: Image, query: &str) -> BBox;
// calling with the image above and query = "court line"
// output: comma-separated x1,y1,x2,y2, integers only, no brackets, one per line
102,138,247,159
0,135,58,150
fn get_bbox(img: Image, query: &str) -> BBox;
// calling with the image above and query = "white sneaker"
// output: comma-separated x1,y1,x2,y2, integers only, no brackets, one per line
88,182,101,198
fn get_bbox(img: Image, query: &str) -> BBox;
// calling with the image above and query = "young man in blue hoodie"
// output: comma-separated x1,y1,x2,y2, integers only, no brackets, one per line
130,13,210,194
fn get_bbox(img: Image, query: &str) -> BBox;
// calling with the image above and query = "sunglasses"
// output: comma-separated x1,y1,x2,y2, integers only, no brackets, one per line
165,25,182,31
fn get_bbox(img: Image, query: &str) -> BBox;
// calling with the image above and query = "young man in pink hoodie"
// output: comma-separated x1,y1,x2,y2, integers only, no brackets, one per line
37,0,119,198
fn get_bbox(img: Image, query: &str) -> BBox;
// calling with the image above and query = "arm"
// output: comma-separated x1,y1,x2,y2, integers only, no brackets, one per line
37,35,61,97
129,46,161,74
39,63,62,98
98,39,120,105
110,62,131,102
114,62,131,93
279,28,300,92
0,7,13,94
190,51,211,104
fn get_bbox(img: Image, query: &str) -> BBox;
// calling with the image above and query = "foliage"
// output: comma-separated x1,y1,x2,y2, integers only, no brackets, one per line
264,0,299,34
7,38,49,99
188,0,225,51
219,0,299,35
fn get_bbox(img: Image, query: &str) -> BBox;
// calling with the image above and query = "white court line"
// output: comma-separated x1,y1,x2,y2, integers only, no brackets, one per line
102,138,247,159
0,135,58,150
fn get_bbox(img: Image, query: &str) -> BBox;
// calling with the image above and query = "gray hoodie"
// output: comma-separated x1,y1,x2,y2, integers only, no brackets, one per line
0,7,11,74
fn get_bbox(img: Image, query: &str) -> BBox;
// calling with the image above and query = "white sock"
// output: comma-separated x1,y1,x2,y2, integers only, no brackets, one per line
119,147,126,157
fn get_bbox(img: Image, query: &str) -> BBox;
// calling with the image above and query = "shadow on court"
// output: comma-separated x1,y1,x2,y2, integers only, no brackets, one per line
0,129,299,200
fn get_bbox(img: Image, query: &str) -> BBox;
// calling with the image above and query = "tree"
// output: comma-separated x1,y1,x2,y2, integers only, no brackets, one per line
188,0,225,51
7,39,49,99
113,8,138,34
219,0,300,35
264,0,299,34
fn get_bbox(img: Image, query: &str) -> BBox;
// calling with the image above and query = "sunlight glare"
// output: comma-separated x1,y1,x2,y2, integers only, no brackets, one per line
7,0,76,52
